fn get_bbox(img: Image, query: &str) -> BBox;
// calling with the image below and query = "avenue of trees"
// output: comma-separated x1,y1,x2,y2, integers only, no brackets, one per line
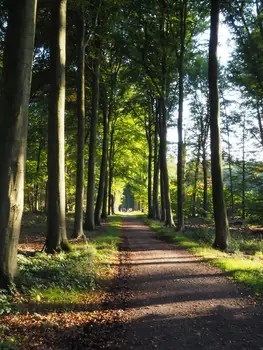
1,0,263,287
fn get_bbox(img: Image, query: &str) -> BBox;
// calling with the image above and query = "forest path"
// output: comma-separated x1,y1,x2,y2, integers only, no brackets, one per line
111,216,263,350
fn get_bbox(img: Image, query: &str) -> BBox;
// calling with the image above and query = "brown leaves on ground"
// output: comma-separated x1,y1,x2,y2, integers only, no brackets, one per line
1,302,124,349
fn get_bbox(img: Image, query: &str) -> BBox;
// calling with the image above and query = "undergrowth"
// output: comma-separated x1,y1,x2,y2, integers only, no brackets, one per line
144,217,263,295
0,215,122,317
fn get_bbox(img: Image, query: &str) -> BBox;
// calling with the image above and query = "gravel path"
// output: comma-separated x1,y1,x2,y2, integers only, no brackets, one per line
114,216,263,350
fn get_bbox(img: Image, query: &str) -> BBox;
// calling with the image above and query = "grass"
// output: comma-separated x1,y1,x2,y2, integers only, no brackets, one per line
1,215,122,313
0,216,122,349
143,217,263,295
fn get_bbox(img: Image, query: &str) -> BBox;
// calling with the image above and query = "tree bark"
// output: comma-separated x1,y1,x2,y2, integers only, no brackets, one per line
0,0,37,287
73,10,85,238
242,115,246,220
159,96,174,227
152,105,160,220
202,146,208,216
108,127,114,215
84,36,101,230
46,0,69,253
101,167,108,219
177,0,187,231
33,140,42,212
160,170,166,222
147,117,153,218
209,0,230,250
192,138,201,217
94,87,109,225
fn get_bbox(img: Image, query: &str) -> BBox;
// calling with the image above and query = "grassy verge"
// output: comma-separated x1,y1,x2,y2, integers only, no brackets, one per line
1,215,122,315
0,215,122,349
143,216,263,295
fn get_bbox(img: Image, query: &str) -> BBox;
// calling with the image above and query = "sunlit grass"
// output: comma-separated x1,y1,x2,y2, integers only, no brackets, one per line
12,215,122,307
144,217,263,295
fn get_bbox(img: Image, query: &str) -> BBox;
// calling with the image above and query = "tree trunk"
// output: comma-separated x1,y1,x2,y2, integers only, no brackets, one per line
94,88,109,225
73,11,85,238
159,96,174,227
34,141,42,212
84,35,101,230
0,0,37,286
177,0,187,231
147,124,153,218
202,147,208,217
192,139,201,217
209,0,230,250
152,107,160,220
101,167,108,219
160,170,166,222
108,127,114,215
242,115,246,220
46,0,69,253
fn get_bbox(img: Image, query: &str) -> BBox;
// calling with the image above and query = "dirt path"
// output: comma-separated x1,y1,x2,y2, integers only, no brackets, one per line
109,216,263,350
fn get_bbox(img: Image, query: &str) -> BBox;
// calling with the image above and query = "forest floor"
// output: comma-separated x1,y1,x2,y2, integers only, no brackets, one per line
2,215,263,349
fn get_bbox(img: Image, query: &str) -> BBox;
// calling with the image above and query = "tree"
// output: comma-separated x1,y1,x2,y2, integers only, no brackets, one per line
94,84,109,225
208,0,230,250
46,0,70,252
0,0,37,287
84,28,101,230
72,7,86,238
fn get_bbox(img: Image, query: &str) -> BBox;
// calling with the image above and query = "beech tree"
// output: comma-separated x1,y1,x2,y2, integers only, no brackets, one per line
46,0,69,252
208,0,230,250
0,0,37,286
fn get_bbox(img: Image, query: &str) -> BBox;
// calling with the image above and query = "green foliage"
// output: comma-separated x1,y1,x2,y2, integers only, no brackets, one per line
0,290,11,315
11,216,122,307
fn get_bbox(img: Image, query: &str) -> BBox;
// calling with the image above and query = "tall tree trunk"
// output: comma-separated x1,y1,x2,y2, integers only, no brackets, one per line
242,115,246,220
177,0,187,231
46,0,69,253
147,122,153,218
152,106,160,220
73,11,85,238
159,1,174,227
108,127,114,215
192,138,201,217
94,88,109,225
159,96,174,227
202,146,208,217
208,0,230,250
226,111,234,217
111,194,115,214
101,167,108,219
160,170,166,222
84,36,101,230
0,0,37,287
34,141,42,212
